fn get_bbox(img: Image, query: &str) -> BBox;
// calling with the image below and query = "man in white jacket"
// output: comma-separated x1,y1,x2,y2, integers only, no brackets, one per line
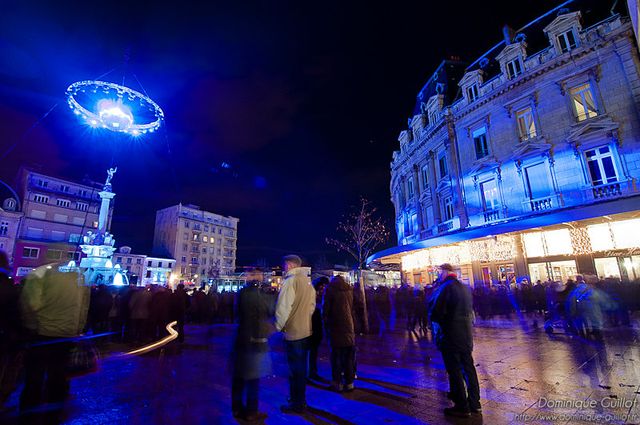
275,255,315,414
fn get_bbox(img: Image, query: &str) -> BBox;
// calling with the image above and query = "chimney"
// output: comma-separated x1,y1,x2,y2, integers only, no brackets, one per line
502,25,515,45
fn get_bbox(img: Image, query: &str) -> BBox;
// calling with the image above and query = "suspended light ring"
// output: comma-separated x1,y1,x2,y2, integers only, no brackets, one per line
65,80,164,135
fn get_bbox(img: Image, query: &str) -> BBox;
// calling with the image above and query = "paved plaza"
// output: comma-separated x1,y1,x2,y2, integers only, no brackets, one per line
3,316,640,425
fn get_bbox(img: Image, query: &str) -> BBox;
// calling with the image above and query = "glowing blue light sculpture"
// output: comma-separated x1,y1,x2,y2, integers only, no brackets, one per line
65,80,164,135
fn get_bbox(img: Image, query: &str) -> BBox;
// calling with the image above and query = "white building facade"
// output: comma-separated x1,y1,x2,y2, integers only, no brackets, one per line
372,3,640,286
153,203,238,283
113,247,176,287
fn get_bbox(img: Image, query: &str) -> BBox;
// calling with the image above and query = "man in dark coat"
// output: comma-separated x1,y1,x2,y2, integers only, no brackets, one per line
170,284,189,343
429,263,481,418
308,276,328,382
323,275,356,392
0,251,21,406
231,268,274,421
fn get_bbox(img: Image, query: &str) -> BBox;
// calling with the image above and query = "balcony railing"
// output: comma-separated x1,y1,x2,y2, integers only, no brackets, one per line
591,181,622,199
523,194,560,212
436,217,460,234
468,209,504,227
483,209,501,223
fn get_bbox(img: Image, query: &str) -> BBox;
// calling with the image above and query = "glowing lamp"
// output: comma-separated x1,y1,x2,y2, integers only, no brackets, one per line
66,80,164,135
97,100,134,131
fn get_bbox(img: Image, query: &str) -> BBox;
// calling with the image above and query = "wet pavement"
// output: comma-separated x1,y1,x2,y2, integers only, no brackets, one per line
3,315,640,424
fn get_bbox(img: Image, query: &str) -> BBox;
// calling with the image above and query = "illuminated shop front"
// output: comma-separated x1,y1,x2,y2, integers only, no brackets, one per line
372,213,640,287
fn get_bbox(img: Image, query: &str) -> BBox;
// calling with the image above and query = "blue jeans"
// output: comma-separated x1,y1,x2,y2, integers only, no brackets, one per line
284,337,310,408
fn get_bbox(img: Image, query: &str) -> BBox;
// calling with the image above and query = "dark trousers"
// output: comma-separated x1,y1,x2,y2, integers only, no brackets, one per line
330,346,355,386
176,316,185,343
285,337,309,408
131,318,148,342
308,339,320,377
20,339,72,410
231,376,259,414
441,349,480,411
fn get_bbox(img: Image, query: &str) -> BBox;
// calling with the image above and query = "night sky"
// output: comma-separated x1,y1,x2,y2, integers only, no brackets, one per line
0,0,557,266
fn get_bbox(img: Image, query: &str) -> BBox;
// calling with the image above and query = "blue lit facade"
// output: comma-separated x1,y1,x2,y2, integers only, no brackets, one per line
371,4,640,286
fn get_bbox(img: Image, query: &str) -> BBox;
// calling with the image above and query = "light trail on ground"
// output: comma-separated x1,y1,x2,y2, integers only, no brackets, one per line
122,321,179,356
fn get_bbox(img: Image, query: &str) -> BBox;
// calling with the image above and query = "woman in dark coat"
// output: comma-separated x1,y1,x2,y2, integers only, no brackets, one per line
231,269,274,421
322,275,356,392
308,277,328,382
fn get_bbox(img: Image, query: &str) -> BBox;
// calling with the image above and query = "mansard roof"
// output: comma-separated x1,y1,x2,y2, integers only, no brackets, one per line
411,59,467,116
462,0,627,80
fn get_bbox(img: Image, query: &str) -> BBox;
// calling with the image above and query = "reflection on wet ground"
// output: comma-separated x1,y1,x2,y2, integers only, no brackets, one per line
3,315,640,424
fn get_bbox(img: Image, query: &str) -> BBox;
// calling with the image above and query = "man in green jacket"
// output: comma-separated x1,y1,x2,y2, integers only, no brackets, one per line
19,266,90,413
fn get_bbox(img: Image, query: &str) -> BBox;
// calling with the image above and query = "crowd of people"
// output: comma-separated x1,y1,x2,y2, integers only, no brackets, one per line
2,246,639,422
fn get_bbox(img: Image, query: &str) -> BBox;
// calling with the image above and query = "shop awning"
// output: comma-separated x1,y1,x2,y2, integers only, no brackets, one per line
368,195,640,265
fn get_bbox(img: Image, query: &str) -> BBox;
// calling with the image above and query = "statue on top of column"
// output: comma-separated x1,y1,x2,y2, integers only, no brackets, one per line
104,167,117,191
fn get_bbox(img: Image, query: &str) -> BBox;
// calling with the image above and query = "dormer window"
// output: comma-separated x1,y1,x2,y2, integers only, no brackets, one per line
544,11,582,57
466,84,479,102
459,70,484,104
428,110,438,126
506,58,523,79
426,94,444,126
557,29,577,53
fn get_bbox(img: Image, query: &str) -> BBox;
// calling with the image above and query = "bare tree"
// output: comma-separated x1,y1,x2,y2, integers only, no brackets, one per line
326,198,390,268
326,198,390,333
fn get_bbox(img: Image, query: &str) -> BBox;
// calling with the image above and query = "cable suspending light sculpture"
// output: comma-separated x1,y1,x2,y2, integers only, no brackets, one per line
66,80,164,136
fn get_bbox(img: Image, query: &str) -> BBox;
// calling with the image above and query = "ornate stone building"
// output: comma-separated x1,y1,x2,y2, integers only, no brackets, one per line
370,1,640,286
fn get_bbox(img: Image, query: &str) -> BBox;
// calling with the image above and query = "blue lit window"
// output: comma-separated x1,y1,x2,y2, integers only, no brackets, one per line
466,84,479,102
525,163,551,201
585,146,618,186
506,58,523,79
442,196,454,221
410,213,418,234
480,179,500,211
557,29,577,53
473,127,490,159
407,178,414,198
421,166,429,188
438,154,448,179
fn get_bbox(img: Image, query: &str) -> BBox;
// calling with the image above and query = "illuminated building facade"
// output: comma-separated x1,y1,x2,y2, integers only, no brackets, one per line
13,168,107,278
152,203,238,282
370,3,640,286
0,198,22,267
